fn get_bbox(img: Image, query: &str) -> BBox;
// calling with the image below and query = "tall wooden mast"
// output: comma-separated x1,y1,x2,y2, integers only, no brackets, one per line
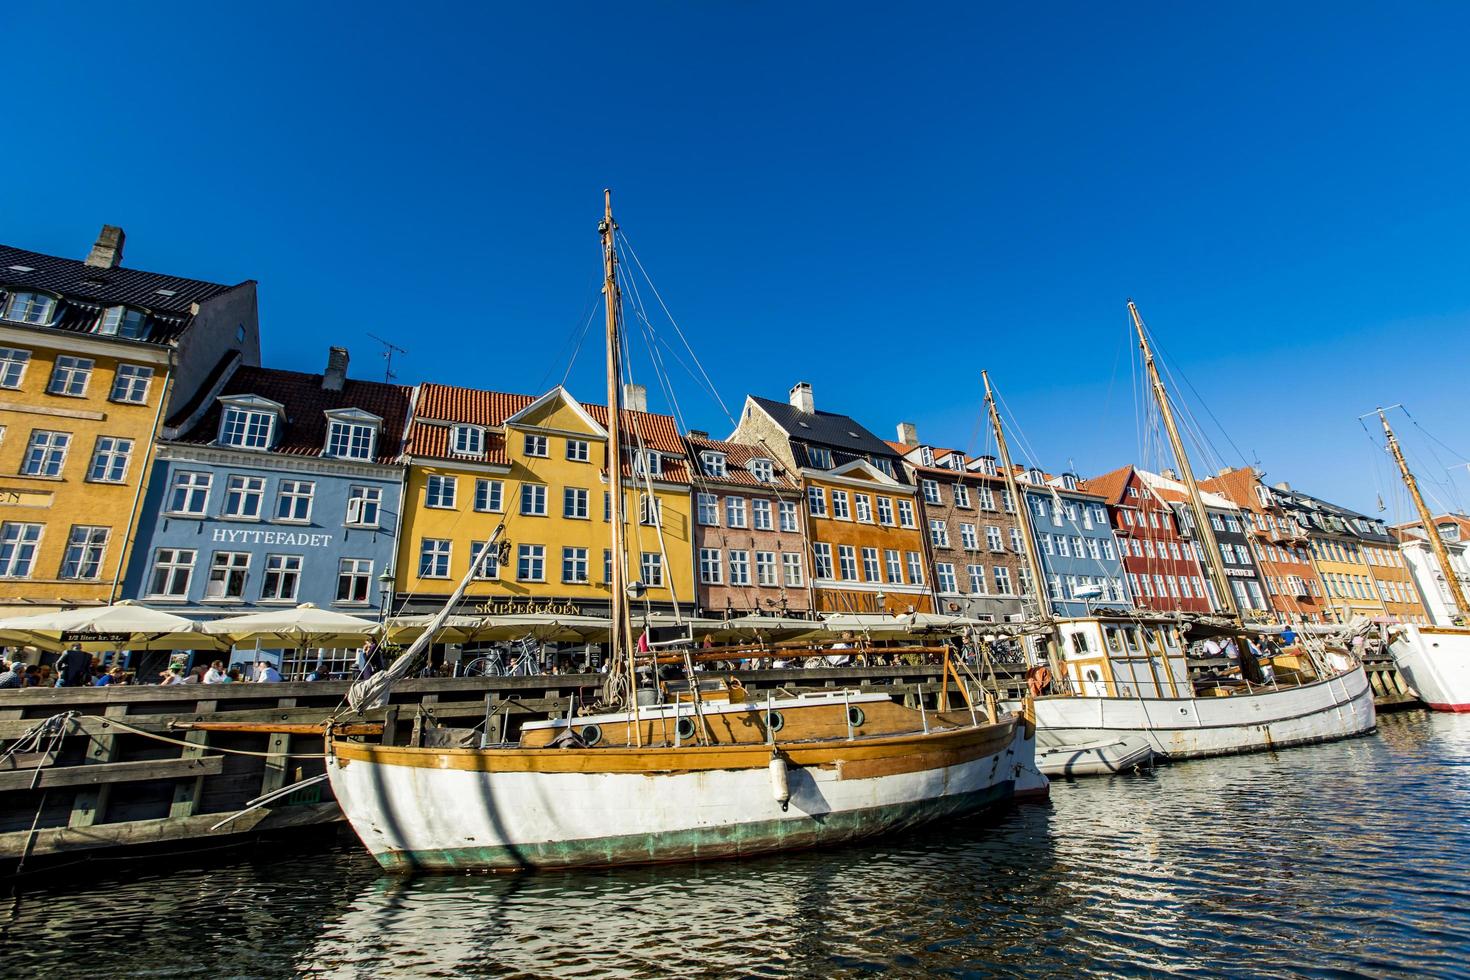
1378,408,1468,619
1128,301,1240,619
600,190,639,736
983,371,1052,627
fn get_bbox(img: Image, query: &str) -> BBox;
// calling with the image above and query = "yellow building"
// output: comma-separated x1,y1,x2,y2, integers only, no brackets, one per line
394,383,695,619
0,226,258,615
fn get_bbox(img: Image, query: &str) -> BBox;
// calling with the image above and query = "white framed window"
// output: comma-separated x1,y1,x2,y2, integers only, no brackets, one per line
922,479,941,505
110,364,153,404
986,525,1004,551
876,497,894,526
223,475,266,519
936,563,958,593
725,496,748,528
4,291,56,325
953,484,971,509
898,499,916,528
807,446,832,469
562,546,589,584
425,475,457,509
566,438,590,462
1041,533,1054,555
1122,510,1135,526
0,347,30,389
219,406,275,449
55,525,107,580
854,494,872,523
1011,527,1025,553
326,420,376,460
960,523,978,550
420,538,452,578
1056,535,1071,557
523,434,549,458
756,551,778,586
347,485,382,527
206,551,251,599
634,450,662,477
47,356,93,397
520,483,547,516
474,479,503,513
967,564,987,594
830,490,850,520
336,558,373,603
812,542,834,579
978,486,996,511
641,552,664,587
749,458,775,482
697,492,719,526
753,498,774,530
885,549,903,583
1087,538,1101,560
872,457,895,477
639,493,661,526
469,540,500,580
20,429,69,477
782,551,804,586
98,305,148,339
1002,489,1016,513
906,552,925,585
807,486,827,517
728,550,751,586
166,471,212,516
779,500,799,532
276,480,315,522
920,447,935,466
929,519,949,548
700,548,723,584
517,544,545,582
564,486,589,519
837,545,858,580
147,547,194,597
451,424,485,457
862,547,880,581
700,451,727,477
261,554,303,601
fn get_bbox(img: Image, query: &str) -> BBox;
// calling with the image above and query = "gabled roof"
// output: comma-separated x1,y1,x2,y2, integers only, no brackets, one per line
0,243,249,344
1079,465,1135,505
174,366,411,463
826,457,904,485
685,435,800,490
1135,468,1238,511
750,395,896,458
503,386,606,436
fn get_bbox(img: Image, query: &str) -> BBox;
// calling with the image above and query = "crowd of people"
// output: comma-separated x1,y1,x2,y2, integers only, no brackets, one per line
0,645,296,689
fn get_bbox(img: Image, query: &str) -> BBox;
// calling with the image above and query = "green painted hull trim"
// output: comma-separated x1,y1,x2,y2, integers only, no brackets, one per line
376,780,1017,873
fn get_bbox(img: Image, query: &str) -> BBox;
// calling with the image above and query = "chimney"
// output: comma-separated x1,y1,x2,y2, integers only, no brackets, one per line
688,429,709,441
84,225,126,268
1274,481,1291,492
323,347,349,392
623,383,647,413
789,381,814,414
1217,467,1231,477
1163,468,1178,481
896,422,918,446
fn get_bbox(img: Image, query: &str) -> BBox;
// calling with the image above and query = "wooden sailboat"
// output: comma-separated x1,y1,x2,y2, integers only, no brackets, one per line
992,303,1376,776
324,192,1046,872
1377,409,1470,711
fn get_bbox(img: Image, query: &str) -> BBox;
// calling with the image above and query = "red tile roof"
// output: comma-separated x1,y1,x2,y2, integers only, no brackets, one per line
684,435,801,490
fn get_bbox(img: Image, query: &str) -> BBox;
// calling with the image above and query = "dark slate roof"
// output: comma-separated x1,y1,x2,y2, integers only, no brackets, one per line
174,366,412,464
0,244,248,344
751,396,895,457
1273,487,1390,542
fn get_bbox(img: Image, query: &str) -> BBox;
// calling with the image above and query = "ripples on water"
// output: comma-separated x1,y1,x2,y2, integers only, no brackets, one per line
2,713,1466,979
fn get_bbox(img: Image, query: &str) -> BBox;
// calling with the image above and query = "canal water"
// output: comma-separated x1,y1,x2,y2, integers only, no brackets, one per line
4,712,1466,978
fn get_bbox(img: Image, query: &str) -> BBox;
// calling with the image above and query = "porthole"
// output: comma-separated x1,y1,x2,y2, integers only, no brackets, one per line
767,710,785,733
847,706,865,728
579,724,603,746
675,717,697,741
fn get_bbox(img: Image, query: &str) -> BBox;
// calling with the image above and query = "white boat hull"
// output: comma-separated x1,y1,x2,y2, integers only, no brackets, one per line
1024,665,1376,764
1388,625,1470,712
328,714,1045,872
1036,735,1155,777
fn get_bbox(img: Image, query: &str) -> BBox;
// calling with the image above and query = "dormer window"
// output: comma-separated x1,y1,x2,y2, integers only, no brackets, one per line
1026,468,1044,485
920,447,935,466
324,409,382,461
748,458,775,482
807,447,832,469
3,291,57,326
872,457,895,477
452,424,486,457
947,455,965,472
98,306,148,339
217,396,284,450
1255,485,1272,508
976,456,998,477
1062,474,1078,491
700,451,727,478
634,450,662,477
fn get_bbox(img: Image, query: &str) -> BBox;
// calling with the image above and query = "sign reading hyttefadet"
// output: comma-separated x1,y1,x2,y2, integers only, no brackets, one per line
211,528,334,547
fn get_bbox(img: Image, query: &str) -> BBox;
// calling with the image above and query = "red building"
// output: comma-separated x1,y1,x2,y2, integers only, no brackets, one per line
1083,465,1212,613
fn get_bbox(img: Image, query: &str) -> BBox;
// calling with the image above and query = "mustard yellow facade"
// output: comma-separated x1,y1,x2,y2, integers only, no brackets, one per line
394,385,695,617
0,324,171,612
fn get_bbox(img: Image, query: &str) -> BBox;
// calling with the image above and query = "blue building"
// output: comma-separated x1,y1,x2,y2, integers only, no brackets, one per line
1019,468,1130,618
122,348,411,622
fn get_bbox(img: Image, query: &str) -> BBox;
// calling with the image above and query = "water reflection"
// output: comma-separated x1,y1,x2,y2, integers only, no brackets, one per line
3,714,1466,978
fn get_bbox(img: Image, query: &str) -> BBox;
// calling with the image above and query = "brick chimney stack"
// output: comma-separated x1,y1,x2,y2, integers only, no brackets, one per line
896,422,918,446
324,347,349,392
623,383,647,413
85,225,126,268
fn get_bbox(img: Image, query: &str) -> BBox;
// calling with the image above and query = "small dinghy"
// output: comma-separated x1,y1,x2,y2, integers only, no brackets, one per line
1036,735,1154,777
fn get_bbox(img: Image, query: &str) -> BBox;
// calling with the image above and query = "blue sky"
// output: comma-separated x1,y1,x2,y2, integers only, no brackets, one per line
8,3,1470,519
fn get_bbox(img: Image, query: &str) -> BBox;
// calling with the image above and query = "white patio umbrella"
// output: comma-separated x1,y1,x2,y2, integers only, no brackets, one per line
200,603,381,649
0,600,221,651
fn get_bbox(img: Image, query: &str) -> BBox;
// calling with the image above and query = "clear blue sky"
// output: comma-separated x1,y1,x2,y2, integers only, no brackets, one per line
9,3,1470,519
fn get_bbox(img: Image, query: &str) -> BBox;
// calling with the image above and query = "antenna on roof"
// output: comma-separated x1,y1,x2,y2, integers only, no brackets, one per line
367,334,407,383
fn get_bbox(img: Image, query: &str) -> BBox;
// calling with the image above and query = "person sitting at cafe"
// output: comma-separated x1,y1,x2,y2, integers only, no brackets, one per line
203,660,228,684
0,660,22,689
95,666,126,686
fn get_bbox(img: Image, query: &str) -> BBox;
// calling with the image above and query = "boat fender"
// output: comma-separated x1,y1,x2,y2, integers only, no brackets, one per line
769,752,790,812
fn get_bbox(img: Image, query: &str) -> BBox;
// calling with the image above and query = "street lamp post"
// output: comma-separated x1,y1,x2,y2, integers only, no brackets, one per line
377,568,395,627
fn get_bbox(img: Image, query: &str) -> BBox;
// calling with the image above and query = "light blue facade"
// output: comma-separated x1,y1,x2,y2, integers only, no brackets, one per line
122,446,404,620
1022,475,1129,618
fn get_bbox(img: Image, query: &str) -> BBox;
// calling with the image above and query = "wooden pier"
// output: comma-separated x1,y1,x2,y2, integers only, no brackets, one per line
0,656,1422,877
